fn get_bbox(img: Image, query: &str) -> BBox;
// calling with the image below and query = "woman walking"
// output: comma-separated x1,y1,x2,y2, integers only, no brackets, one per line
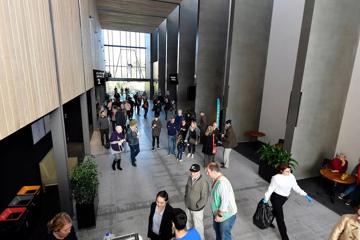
202,125,217,167
127,120,140,167
147,191,174,240
263,164,312,240
185,121,200,159
109,125,125,170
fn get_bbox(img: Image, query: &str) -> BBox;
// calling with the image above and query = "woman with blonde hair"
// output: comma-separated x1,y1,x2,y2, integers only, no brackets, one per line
47,212,77,240
202,125,217,167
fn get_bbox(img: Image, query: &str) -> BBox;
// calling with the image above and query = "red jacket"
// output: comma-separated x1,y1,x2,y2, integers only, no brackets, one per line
330,158,348,173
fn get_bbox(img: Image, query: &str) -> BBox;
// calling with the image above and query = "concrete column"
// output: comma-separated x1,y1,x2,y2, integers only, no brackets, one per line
195,0,230,119
287,0,360,179
150,29,158,99
80,92,91,155
50,108,73,215
225,0,273,141
258,0,305,144
158,20,167,96
90,88,97,129
177,0,198,110
166,6,179,101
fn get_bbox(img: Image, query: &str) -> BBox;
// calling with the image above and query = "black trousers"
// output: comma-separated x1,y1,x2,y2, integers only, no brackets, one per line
99,129,109,145
152,136,160,148
188,143,196,154
270,192,289,240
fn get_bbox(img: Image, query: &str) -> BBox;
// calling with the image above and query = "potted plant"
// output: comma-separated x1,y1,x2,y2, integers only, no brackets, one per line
257,143,298,182
70,155,99,229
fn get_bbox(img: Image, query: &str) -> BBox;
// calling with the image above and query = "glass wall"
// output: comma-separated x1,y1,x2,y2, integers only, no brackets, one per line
103,30,150,79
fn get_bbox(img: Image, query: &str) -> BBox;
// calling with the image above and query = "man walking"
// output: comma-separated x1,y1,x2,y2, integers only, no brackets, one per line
184,164,209,240
206,162,237,240
167,116,177,156
221,120,237,168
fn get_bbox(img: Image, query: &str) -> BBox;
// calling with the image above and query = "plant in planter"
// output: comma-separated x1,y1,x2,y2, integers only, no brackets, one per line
257,143,298,182
70,155,99,229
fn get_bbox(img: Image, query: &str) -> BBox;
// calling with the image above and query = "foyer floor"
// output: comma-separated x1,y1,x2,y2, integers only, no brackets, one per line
77,112,341,240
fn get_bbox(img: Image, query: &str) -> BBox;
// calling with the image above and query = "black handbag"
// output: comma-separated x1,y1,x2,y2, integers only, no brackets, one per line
253,200,274,229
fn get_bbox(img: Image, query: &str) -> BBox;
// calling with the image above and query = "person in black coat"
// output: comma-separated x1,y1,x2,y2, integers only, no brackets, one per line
202,125,216,167
148,191,174,240
47,212,77,240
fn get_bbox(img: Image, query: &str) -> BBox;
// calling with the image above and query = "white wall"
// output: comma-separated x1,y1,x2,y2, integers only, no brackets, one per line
336,39,360,171
259,0,305,144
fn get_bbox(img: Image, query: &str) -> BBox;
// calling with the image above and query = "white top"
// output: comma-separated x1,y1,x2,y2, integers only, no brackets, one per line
264,173,307,201
217,176,238,215
152,206,164,235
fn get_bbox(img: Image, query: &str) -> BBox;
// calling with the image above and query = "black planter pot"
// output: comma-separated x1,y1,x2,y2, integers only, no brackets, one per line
258,161,277,183
76,202,96,229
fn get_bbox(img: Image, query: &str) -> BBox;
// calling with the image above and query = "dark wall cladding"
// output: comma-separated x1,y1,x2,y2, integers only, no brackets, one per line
63,96,83,143
0,124,52,211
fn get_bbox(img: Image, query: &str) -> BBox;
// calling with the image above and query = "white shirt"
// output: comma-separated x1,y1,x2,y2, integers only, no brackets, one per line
264,173,307,201
152,206,164,235
217,176,238,215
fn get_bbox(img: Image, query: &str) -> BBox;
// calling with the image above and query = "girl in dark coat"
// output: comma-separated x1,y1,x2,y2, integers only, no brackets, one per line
148,191,174,240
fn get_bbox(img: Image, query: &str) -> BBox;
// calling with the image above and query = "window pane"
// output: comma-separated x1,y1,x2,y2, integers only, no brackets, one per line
139,33,145,47
112,30,119,45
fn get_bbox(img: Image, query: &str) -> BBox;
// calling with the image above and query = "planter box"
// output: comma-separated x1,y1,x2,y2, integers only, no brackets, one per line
76,203,96,229
76,194,98,229
258,161,277,183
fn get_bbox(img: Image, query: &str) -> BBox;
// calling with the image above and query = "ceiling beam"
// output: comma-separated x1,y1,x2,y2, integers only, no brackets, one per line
96,0,177,18
101,22,156,33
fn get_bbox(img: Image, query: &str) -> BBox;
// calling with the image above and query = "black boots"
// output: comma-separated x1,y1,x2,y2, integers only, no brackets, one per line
112,159,122,171
116,159,123,170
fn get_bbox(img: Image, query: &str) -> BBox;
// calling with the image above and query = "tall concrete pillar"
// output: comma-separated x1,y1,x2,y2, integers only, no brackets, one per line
80,92,91,155
50,108,73,215
258,0,305,144
177,0,198,110
225,0,273,142
166,6,179,101
150,29,159,99
90,88,97,129
158,20,167,96
195,0,230,119
286,0,360,179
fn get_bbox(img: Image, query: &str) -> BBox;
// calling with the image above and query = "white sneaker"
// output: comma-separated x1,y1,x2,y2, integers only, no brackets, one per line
179,159,183,162
187,153,191,158
191,154,194,158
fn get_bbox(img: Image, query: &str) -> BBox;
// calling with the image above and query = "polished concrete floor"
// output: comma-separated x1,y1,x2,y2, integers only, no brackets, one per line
77,113,341,240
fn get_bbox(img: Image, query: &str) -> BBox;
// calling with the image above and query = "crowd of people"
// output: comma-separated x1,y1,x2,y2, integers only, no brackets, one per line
98,88,239,172
50,88,359,240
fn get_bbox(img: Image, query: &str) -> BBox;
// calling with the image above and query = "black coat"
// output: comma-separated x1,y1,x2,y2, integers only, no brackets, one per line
202,134,215,155
147,202,174,240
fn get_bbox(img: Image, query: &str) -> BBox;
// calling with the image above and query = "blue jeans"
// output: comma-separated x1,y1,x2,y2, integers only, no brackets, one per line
343,184,357,196
177,145,185,160
130,144,140,164
213,214,236,240
168,135,176,155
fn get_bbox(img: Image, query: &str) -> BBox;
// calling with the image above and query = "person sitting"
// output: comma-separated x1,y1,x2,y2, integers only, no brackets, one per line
47,212,77,240
172,208,201,240
338,158,360,205
330,153,348,173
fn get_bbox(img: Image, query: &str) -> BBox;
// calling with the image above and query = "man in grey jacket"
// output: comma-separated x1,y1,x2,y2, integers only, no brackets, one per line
184,164,209,240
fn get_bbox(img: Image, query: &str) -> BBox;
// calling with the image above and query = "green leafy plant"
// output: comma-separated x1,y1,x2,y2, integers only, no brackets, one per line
70,155,99,205
258,143,298,169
